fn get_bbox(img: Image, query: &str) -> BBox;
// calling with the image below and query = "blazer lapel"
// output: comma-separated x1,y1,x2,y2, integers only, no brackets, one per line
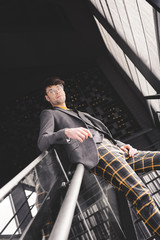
52,107,97,128
52,107,115,142
76,110,96,126
52,107,82,121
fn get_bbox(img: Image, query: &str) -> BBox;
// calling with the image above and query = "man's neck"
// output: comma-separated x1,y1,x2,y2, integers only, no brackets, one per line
52,103,66,107
52,103,68,109
59,106,69,110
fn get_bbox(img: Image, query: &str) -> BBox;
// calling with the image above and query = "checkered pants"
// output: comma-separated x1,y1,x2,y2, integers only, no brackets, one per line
90,138,160,238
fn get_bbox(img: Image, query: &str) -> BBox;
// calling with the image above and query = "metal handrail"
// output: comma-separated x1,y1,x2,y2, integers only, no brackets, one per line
49,163,85,240
54,150,94,240
0,151,48,202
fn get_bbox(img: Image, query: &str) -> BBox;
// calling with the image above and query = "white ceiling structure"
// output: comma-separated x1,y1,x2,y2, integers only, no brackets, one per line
89,0,160,121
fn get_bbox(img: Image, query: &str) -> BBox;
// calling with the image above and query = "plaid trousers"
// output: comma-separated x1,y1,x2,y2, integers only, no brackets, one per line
90,138,160,238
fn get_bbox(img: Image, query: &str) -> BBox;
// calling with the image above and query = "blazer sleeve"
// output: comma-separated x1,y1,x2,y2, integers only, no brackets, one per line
115,140,126,147
37,109,68,152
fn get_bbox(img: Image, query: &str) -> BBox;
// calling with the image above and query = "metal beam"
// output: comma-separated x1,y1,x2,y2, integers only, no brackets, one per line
146,0,160,12
144,94,160,99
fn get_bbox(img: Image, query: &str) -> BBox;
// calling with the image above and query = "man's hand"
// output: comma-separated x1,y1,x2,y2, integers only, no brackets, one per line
120,144,137,157
65,127,92,143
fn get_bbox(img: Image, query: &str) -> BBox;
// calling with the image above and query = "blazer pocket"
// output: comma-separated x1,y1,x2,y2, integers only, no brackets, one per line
67,139,80,161
69,139,80,149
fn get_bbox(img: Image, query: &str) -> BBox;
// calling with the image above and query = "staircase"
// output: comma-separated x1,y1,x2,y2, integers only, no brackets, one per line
1,145,160,240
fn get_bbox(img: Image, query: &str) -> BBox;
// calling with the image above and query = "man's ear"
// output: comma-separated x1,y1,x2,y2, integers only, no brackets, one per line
45,95,50,102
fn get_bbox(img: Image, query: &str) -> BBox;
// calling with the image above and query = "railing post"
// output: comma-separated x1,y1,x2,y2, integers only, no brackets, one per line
49,163,85,240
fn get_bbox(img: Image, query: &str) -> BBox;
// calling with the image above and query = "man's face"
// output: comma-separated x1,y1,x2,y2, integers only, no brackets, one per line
45,84,66,107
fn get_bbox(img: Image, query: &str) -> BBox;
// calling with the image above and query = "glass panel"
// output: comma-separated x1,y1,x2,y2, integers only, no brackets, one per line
25,190,37,217
0,196,18,234
100,0,115,27
95,18,132,80
122,1,150,64
109,0,136,51
136,0,160,78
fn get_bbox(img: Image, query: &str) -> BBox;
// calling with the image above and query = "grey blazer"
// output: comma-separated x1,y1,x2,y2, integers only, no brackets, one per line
37,107,125,169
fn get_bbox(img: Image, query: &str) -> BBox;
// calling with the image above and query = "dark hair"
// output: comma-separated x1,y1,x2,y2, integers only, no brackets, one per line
44,76,65,94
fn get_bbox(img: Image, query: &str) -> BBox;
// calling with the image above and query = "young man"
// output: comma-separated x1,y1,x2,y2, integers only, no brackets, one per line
38,76,160,238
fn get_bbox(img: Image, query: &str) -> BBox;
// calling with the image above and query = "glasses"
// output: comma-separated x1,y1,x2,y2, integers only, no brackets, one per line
47,85,64,95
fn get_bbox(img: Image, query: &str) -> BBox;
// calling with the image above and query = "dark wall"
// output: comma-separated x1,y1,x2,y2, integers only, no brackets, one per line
0,0,107,107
